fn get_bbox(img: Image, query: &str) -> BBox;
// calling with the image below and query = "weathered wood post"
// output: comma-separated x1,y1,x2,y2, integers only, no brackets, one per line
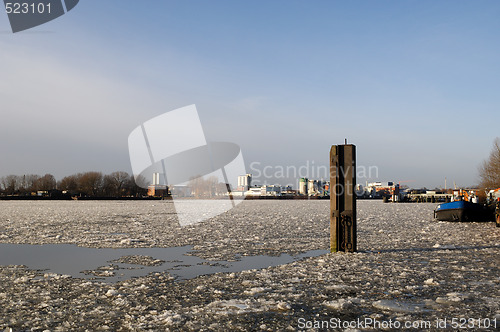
330,144,357,252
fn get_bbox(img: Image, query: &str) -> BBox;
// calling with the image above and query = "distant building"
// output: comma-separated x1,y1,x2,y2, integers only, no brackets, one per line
237,174,252,191
281,185,295,196
261,185,282,196
364,181,397,198
147,185,168,197
323,181,330,195
299,178,308,195
246,187,262,196
148,172,169,197
305,179,328,196
308,179,320,196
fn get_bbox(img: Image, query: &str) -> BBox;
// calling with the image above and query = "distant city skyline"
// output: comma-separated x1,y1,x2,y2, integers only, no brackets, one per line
1,1,499,188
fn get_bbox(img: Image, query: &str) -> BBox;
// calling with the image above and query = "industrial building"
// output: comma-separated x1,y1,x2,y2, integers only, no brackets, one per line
147,173,168,197
299,178,329,196
299,178,308,195
260,185,282,196
147,186,168,197
361,181,397,198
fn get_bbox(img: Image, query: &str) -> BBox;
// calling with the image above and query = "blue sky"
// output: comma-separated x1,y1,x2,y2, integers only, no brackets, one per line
1,1,499,188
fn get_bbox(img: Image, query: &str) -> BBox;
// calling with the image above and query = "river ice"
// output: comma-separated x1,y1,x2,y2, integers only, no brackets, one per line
0,200,498,331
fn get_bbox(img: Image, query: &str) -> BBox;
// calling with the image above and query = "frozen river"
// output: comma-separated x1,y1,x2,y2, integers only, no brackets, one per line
0,200,498,331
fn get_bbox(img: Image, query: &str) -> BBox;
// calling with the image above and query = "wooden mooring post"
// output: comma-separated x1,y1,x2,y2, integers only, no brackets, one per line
330,144,357,252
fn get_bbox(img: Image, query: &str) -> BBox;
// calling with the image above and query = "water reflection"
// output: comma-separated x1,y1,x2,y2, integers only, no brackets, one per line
0,244,327,283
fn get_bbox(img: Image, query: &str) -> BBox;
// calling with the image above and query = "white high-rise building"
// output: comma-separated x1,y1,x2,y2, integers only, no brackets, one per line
237,174,252,191
299,178,308,195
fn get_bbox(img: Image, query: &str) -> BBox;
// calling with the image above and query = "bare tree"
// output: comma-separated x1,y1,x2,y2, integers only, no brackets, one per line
58,175,79,192
1,175,20,195
78,172,103,196
479,138,500,189
102,174,116,197
101,172,129,197
24,174,41,192
129,175,148,197
34,174,57,191
111,171,131,196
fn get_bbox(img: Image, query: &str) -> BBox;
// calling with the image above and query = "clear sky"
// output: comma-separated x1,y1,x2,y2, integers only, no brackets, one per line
1,1,499,188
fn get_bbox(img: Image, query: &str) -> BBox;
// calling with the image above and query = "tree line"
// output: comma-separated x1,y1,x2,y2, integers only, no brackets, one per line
0,171,148,197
